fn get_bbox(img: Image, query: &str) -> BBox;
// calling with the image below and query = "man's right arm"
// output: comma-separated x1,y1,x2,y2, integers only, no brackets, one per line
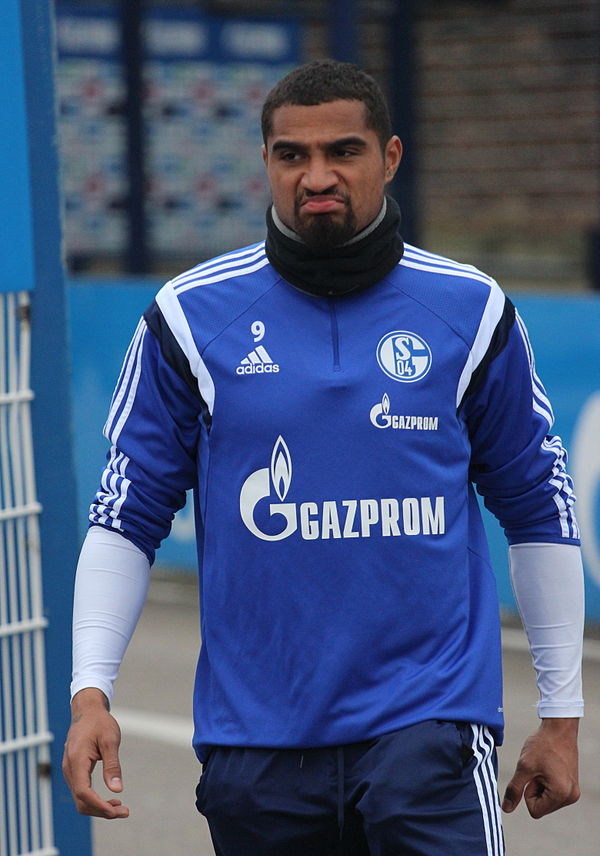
64,304,204,815
63,525,150,817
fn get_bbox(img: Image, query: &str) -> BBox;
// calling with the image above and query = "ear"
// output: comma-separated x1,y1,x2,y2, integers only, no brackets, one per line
384,136,402,183
261,143,268,167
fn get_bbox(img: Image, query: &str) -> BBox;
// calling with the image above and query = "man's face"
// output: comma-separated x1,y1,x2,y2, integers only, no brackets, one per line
262,100,402,252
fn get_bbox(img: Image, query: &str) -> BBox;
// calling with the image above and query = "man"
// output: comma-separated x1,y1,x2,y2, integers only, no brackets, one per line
63,60,584,855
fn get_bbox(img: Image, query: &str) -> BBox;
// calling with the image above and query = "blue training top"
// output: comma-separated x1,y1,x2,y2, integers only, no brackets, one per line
90,241,579,761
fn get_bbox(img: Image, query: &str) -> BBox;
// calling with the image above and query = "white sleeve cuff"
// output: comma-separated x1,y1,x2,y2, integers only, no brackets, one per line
509,542,584,718
70,525,150,704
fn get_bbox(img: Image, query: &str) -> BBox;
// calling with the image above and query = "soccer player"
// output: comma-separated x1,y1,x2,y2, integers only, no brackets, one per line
63,60,583,855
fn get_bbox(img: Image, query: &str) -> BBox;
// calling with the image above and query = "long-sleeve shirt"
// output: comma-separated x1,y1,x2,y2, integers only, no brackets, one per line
79,241,582,760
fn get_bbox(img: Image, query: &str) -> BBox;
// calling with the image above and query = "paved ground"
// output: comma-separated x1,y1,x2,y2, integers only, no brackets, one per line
92,574,600,856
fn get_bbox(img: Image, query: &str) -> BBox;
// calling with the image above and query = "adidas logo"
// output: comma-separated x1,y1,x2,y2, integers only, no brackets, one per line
236,345,280,375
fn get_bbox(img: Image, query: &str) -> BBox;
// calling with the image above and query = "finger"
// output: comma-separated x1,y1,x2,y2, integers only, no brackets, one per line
502,774,526,813
523,778,580,819
522,777,546,819
99,733,124,792
63,743,126,814
72,784,130,819
65,754,127,818
102,755,124,794
62,746,96,800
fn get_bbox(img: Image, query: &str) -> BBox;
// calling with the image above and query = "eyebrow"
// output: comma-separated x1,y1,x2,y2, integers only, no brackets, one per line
270,136,369,154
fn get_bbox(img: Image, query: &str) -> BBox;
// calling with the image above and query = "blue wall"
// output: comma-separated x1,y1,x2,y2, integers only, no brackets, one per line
68,279,600,620
0,1,35,291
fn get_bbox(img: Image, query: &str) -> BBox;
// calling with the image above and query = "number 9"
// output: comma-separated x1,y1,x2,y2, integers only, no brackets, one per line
251,321,265,342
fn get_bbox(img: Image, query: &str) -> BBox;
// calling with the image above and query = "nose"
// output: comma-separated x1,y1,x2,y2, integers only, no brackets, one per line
300,156,337,195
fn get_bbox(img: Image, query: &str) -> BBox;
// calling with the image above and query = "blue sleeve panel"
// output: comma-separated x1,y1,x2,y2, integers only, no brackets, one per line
462,311,579,546
88,317,203,563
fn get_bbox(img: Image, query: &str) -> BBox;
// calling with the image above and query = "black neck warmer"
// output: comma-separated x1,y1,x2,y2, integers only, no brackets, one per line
265,196,404,297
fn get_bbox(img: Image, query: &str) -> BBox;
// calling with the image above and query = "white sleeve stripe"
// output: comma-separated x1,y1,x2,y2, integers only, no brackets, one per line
109,317,145,408
174,256,271,296
456,280,506,408
104,319,145,429
532,376,554,423
515,313,553,414
513,311,555,429
402,246,495,283
400,257,495,287
541,436,579,539
104,321,146,438
533,387,554,425
514,311,533,363
90,447,132,532
155,282,216,415
110,461,131,522
170,242,265,287
551,490,572,539
172,246,267,290
532,397,554,430
106,327,146,444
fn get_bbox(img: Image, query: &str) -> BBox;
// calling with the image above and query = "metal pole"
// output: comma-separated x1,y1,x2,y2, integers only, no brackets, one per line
329,0,360,64
20,1,92,853
388,0,419,246
121,0,148,273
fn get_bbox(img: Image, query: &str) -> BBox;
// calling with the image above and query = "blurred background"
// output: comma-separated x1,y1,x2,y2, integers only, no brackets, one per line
56,0,599,292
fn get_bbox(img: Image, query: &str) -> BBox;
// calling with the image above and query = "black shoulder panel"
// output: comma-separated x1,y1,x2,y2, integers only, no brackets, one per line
143,300,211,428
460,296,516,407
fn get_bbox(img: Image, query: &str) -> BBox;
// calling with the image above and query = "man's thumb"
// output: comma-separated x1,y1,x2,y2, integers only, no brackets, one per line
502,774,525,813
103,755,123,792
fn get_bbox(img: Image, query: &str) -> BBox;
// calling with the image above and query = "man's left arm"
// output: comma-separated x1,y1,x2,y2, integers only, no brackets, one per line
502,542,583,818
461,298,584,818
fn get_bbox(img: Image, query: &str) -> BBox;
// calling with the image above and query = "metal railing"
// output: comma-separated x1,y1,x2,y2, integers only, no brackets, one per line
0,291,57,856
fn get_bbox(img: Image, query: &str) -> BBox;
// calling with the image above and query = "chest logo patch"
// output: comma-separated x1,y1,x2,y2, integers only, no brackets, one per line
376,331,432,383
370,394,439,431
239,436,446,542
236,345,280,375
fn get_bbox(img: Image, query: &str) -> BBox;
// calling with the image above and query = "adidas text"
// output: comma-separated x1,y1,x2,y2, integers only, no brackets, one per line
236,345,280,375
236,363,280,375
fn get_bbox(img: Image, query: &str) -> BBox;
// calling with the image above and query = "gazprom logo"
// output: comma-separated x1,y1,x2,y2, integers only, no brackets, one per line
239,436,445,542
376,331,432,382
239,436,297,541
369,393,439,431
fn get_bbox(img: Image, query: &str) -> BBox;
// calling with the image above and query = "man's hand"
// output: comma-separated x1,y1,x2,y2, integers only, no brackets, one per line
502,718,580,819
62,687,130,819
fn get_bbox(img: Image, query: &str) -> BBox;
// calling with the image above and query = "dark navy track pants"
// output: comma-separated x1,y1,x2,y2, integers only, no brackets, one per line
195,720,505,855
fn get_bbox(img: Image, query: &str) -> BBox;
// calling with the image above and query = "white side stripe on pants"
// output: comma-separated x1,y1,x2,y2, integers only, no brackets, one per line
470,724,505,856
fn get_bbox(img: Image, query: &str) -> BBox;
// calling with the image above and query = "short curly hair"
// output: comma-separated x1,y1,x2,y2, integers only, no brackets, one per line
261,59,392,150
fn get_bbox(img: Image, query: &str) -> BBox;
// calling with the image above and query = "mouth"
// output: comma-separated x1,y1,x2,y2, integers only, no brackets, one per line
299,196,346,215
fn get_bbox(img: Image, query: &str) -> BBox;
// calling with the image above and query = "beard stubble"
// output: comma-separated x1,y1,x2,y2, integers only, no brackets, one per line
293,194,358,254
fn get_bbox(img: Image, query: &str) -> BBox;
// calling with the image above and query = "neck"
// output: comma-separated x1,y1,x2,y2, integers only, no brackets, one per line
265,195,404,298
